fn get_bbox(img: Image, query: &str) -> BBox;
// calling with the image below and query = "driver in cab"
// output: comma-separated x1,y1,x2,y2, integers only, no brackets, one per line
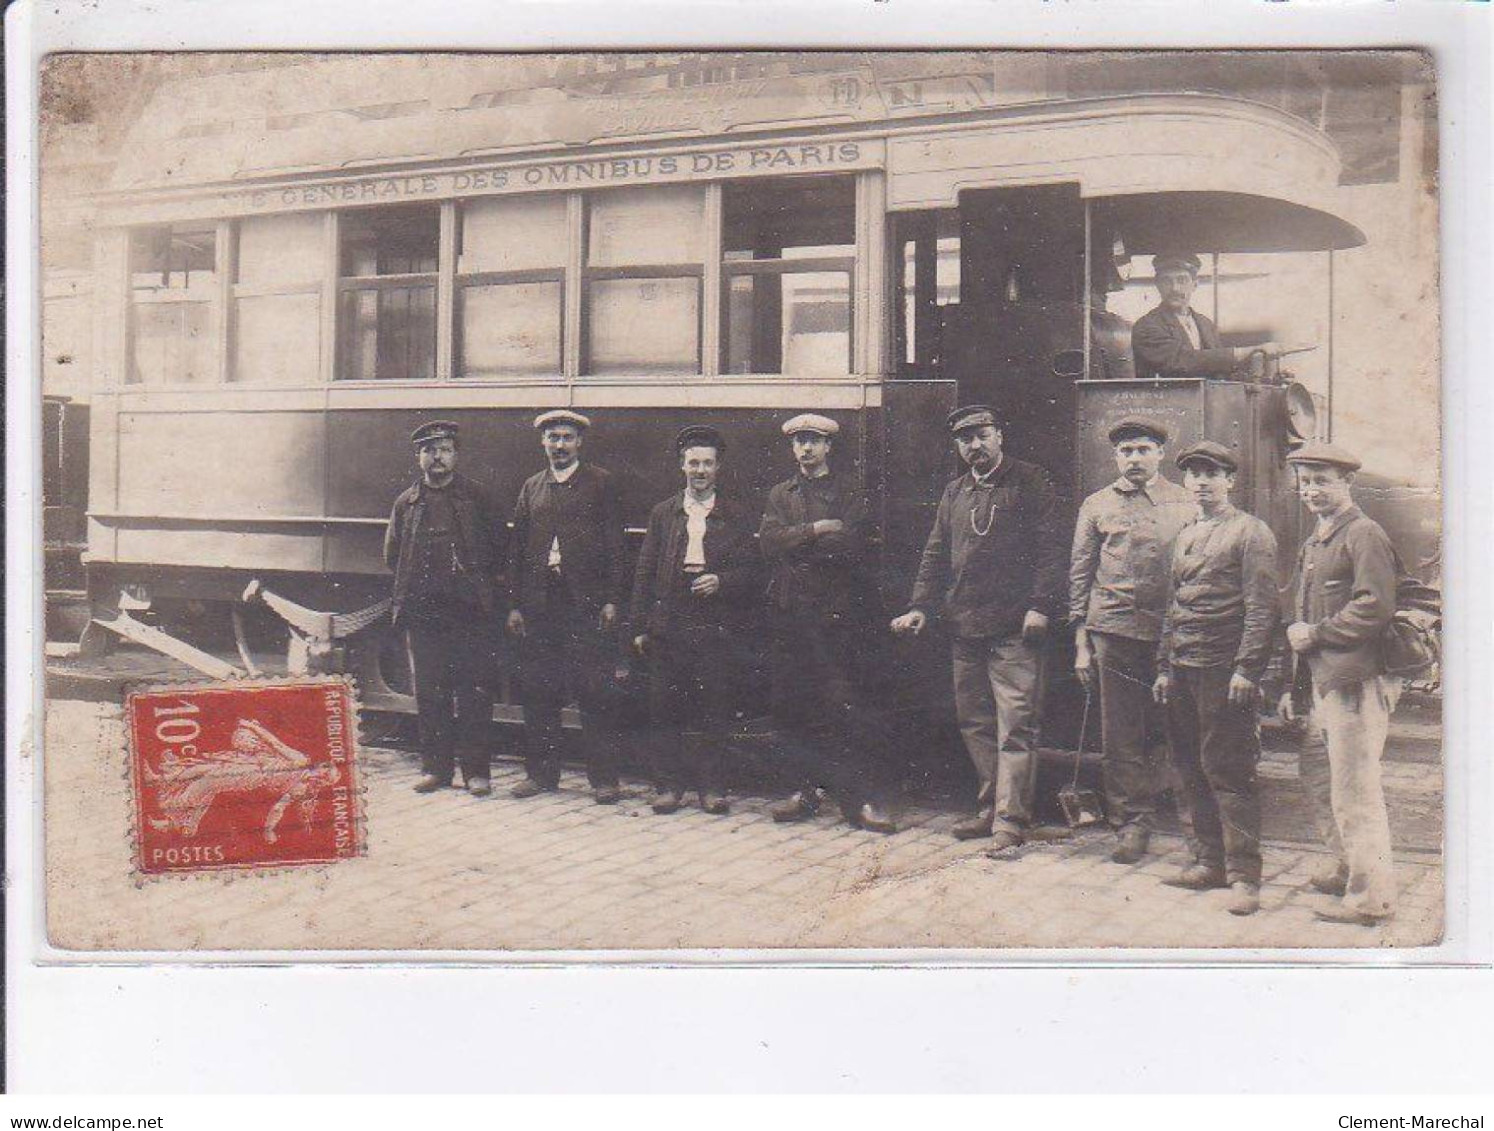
1132,252,1281,381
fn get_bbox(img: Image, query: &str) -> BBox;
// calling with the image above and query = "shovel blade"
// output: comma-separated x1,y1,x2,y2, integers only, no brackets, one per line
1057,785,1105,829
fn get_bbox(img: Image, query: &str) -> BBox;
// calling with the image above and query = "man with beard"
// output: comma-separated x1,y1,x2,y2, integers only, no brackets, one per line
760,414,896,835
1132,252,1281,381
1277,441,1403,928
629,426,760,816
384,421,504,796
1153,441,1279,917
1070,417,1196,863
506,410,626,803
891,405,1066,853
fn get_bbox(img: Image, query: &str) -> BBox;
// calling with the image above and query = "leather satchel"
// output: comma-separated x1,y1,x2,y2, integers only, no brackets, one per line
1380,578,1441,680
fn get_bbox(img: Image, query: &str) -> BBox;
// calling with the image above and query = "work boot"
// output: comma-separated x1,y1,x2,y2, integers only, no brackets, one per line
951,809,995,841
982,828,1024,857
1309,860,1349,897
1110,823,1151,864
854,802,896,835
413,774,449,793
771,791,818,823
701,792,730,816
509,778,555,800
651,790,683,815
466,776,492,797
594,784,623,805
1227,882,1261,916
1163,862,1228,890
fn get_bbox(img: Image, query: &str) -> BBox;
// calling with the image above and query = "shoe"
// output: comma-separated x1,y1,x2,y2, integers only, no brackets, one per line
855,802,896,835
1313,904,1390,927
413,774,449,793
1163,863,1228,890
1227,882,1261,916
466,777,492,797
771,792,818,823
951,810,995,841
1309,862,1349,897
509,779,555,799
594,785,623,805
1110,824,1151,864
981,829,1024,857
651,790,683,815
701,792,730,815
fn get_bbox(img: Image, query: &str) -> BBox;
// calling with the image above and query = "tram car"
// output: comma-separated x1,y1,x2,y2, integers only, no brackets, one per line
74,56,1370,775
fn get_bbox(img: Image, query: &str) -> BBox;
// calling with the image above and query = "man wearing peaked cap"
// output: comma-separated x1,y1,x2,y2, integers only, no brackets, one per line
759,414,896,835
892,404,1066,852
1277,438,1404,927
675,424,727,454
1132,252,1282,380
1154,437,1279,915
507,409,626,803
385,419,505,798
1071,413,1194,864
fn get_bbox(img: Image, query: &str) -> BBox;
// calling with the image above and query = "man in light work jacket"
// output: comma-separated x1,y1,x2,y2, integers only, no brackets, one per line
629,426,760,816
1131,252,1280,380
384,420,505,797
892,405,1067,853
1277,441,1403,928
1153,441,1279,917
760,414,896,835
506,410,627,803
1070,416,1197,863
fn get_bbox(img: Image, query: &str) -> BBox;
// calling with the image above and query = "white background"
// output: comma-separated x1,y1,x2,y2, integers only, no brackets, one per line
6,0,1492,1094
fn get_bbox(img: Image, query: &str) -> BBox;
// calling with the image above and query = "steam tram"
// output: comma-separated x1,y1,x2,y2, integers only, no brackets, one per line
77,60,1362,766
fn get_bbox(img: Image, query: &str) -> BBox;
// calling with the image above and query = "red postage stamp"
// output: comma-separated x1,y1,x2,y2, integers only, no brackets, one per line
126,679,363,874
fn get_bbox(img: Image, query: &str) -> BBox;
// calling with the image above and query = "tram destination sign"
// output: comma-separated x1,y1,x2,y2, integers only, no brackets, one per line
107,139,883,224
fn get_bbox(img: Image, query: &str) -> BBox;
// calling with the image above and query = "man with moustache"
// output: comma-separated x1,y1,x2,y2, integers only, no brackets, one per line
630,426,760,816
891,405,1066,853
384,421,505,796
506,410,626,803
1070,417,1196,863
759,414,896,835
1152,441,1279,916
1132,252,1281,381
1277,441,1403,927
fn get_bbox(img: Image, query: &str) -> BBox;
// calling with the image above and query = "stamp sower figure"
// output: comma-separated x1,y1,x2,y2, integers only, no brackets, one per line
384,420,504,796
630,426,760,816
760,414,896,835
891,405,1066,853
1152,441,1279,916
506,410,626,804
1277,441,1403,927
1070,416,1197,863
1131,252,1280,381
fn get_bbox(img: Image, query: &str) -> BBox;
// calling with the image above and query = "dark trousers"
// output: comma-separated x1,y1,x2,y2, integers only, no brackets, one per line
1164,664,1263,885
1091,631,1166,829
646,619,740,796
518,576,620,789
405,608,498,785
769,612,886,815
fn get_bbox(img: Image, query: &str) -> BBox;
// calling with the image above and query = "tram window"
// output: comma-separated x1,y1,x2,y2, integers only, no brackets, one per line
897,218,961,375
337,204,439,381
584,186,705,375
128,225,217,385
455,197,566,376
232,213,323,385
721,176,855,375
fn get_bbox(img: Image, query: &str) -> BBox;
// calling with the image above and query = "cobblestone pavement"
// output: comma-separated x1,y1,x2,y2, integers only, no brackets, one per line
41,698,1443,953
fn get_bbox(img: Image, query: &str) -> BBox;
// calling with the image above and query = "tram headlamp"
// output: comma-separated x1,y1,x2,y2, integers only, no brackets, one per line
1284,382,1318,443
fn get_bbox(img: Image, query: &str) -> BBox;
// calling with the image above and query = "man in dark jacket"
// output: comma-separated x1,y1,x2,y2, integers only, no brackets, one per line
1277,441,1403,927
892,405,1066,852
506,410,627,803
629,426,760,815
1131,252,1279,380
759,414,896,835
384,420,505,796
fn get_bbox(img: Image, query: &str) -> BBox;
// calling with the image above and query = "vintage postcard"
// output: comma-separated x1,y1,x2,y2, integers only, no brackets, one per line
36,49,1443,954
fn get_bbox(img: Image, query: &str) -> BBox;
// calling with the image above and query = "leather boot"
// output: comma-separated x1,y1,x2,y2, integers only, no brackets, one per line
771,791,818,823
951,809,995,840
1163,862,1228,890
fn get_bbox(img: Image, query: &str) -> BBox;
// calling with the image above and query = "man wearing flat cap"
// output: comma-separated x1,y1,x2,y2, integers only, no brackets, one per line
759,413,896,835
1132,252,1280,381
629,426,760,815
384,421,505,796
506,410,627,803
1070,416,1196,862
1153,441,1279,916
892,405,1066,852
1276,441,1404,927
